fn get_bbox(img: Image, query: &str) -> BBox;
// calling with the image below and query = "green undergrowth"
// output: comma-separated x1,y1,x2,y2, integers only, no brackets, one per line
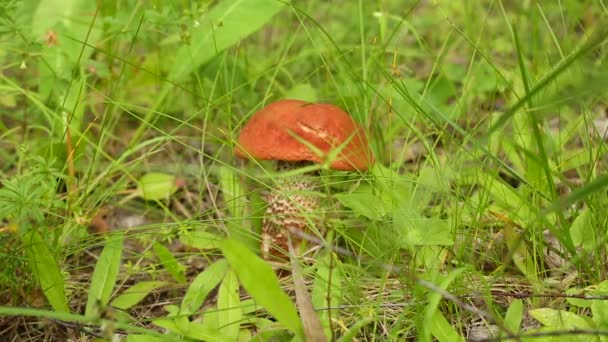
1,0,608,341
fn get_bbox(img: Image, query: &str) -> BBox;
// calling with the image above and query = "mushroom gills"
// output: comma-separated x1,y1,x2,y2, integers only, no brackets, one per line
262,160,320,260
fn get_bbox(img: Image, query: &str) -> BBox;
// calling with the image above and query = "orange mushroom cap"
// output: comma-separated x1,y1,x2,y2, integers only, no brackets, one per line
235,99,374,171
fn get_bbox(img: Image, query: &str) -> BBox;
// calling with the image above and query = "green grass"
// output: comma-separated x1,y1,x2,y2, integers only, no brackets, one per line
1,0,608,341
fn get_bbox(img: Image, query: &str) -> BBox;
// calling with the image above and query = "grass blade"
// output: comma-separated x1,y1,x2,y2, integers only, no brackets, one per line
0,306,178,339
336,317,374,342
549,175,608,213
487,26,608,135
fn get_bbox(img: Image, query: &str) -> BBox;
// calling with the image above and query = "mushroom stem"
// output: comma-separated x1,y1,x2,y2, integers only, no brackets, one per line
261,161,320,260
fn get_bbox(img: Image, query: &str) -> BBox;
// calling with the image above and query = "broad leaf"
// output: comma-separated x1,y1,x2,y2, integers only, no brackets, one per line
503,224,538,282
137,173,181,201
181,259,229,315
153,242,186,284
430,311,465,342
168,0,287,82
217,269,241,338
127,335,174,342
504,299,523,333
393,207,453,246
32,0,101,134
570,208,595,253
22,230,69,312
420,269,464,341
335,191,385,220
529,308,593,330
85,232,124,318
183,322,235,342
312,253,343,338
218,166,255,250
565,288,591,308
111,281,168,310
285,83,318,102
179,229,223,250
591,281,608,336
218,166,245,218
221,239,303,336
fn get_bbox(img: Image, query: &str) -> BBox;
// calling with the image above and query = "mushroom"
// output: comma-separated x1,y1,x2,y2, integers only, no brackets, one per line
235,99,374,260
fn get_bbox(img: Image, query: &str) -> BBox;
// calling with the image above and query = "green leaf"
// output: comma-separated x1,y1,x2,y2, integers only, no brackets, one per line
111,281,168,310
415,165,451,208
590,281,608,337
152,318,180,332
429,310,465,342
183,322,236,342
592,300,608,333
159,307,227,340
179,229,223,250
420,269,464,341
393,207,453,246
220,239,303,336
249,318,291,341
565,288,591,308
312,253,342,337
137,172,181,201
218,166,255,250
127,335,173,342
503,225,538,283
22,230,69,312
240,298,263,316
127,335,174,342
284,83,318,102
570,208,595,253
335,191,385,220
168,0,287,83
33,0,101,113
218,166,245,218
31,0,100,47
504,299,523,332
484,177,537,226
181,259,229,315
153,243,186,284
529,308,593,330
217,269,241,338
86,232,125,318
593,281,608,295
470,62,506,94
0,157,65,230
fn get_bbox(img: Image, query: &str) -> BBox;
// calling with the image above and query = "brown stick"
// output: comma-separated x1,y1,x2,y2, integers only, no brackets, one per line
287,233,328,342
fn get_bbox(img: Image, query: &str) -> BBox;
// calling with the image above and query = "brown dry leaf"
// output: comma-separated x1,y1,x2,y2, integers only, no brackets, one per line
89,208,110,234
